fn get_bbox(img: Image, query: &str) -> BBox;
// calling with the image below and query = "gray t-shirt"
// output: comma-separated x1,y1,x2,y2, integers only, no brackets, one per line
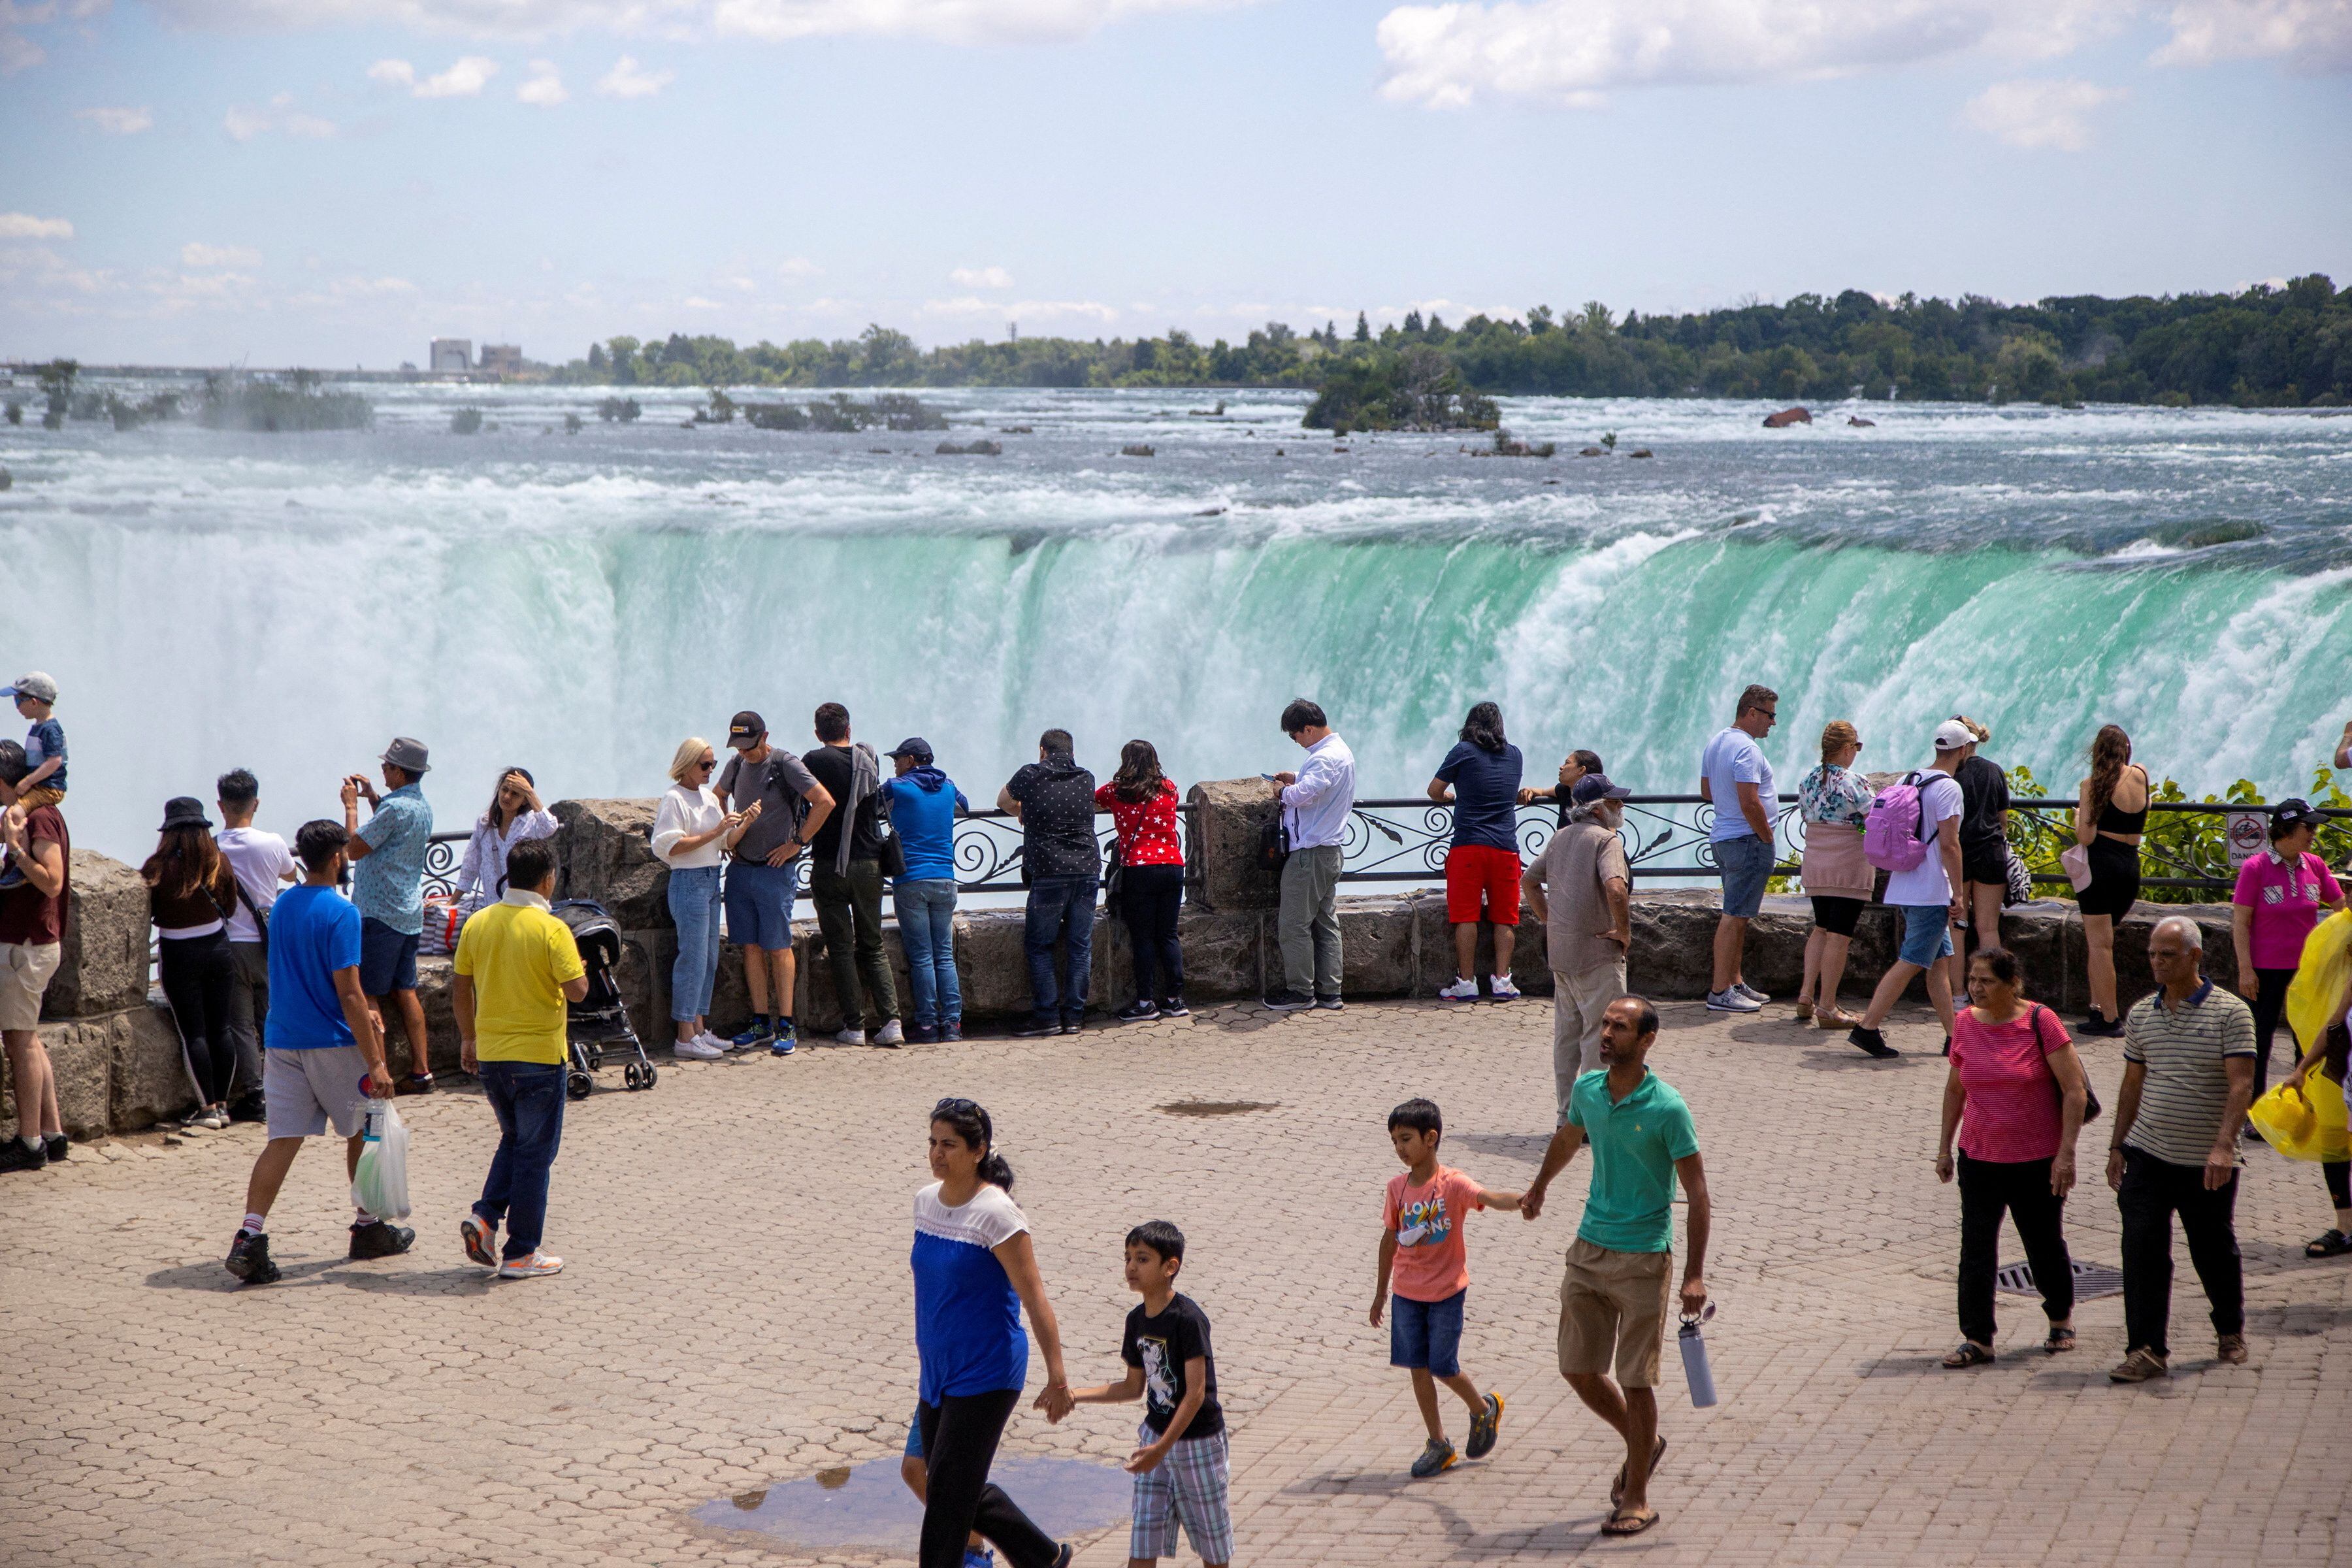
717,747,819,864
2122,981,2256,1168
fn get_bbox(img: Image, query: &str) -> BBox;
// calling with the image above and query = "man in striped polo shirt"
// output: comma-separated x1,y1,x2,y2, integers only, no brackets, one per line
2104,915,2257,1383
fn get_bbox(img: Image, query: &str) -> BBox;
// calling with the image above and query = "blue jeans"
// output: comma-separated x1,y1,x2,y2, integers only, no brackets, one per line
1388,1288,1466,1377
474,1061,566,1260
894,879,961,1029
1024,875,1098,1023
666,864,723,1022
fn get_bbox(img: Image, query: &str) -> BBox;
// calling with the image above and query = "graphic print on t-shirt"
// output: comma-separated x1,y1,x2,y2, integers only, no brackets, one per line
1138,1335,1177,1412
1396,1190,1454,1249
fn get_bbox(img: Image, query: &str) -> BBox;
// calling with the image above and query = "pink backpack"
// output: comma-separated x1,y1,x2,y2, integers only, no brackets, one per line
1863,772,1930,872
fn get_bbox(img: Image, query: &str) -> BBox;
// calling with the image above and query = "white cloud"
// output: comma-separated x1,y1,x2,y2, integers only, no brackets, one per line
1375,0,2140,106
951,265,1014,289
596,54,673,95
75,105,154,133
2153,0,2352,69
224,104,272,139
224,100,336,138
0,212,74,239
372,54,498,94
516,57,566,103
1963,75,2126,147
708,0,1245,44
776,256,821,278
182,241,263,267
138,0,1241,45
283,111,337,135
921,295,1118,323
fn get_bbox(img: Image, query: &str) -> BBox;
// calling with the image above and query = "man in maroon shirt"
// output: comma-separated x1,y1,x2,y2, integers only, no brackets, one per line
1,741,69,1172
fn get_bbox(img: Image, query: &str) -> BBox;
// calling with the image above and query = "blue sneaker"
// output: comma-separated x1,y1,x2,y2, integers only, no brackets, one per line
769,1021,797,1057
962,1546,995,1568
730,1019,775,1051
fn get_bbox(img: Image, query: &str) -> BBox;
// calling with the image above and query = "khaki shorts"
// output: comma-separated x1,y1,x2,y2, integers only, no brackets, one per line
1557,1237,1673,1388
0,941,61,1032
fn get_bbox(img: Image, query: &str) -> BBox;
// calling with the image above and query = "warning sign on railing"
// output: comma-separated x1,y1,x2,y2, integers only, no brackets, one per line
2225,811,2268,868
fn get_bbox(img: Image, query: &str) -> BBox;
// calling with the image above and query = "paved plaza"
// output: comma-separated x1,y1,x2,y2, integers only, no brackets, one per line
3,995,2346,1567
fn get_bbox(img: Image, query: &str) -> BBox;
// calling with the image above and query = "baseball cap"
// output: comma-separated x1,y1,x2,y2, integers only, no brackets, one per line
2272,798,2320,828
885,736,934,762
1932,719,1974,752
380,736,431,774
4,671,58,706
727,711,766,750
1571,772,1633,804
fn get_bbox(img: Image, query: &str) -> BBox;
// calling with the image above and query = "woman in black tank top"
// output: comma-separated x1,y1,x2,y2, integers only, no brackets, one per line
2074,725,2149,1036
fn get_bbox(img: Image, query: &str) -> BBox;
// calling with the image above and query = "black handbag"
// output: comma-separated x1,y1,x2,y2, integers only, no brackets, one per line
1104,838,1125,899
1257,809,1290,875
2031,1004,2100,1121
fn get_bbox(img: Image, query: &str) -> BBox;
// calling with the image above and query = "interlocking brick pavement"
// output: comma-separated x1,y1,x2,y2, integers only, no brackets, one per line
3,996,2345,1566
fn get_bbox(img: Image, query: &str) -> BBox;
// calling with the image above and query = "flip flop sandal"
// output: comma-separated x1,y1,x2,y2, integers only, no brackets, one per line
1942,1342,1996,1369
2044,1327,2077,1354
1603,1507,1661,1537
2306,1229,2352,1258
1610,1435,1667,1508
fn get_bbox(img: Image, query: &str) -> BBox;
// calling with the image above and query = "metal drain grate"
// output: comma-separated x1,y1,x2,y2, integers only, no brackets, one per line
1995,1259,2125,1300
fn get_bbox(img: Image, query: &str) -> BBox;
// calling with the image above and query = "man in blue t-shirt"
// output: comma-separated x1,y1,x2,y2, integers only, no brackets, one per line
1429,701,1526,1003
1698,684,1780,1013
223,820,407,1288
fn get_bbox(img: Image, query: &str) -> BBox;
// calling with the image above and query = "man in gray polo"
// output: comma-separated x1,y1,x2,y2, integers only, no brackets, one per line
1523,774,1633,1119
2105,914,2257,1383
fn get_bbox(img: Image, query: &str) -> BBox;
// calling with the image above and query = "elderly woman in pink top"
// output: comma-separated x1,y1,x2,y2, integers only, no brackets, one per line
1934,945,2092,1367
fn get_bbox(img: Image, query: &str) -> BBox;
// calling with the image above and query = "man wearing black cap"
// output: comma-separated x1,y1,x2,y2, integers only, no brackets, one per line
1523,774,1634,1119
715,710,830,1053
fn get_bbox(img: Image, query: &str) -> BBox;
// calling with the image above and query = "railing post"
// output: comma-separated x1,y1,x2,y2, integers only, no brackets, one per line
1186,779,1282,913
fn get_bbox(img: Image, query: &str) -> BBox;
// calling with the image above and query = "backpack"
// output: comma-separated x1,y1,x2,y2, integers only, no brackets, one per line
1863,772,1931,872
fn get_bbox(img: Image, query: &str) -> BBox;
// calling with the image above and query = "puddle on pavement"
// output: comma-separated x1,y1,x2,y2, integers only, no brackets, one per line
1158,1100,1279,1117
693,1454,1132,1554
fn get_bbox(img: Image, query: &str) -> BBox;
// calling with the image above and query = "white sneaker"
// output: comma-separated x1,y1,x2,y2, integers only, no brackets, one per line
834,1028,867,1046
673,1037,725,1060
1488,973,1522,1001
1733,980,1770,1004
1437,977,1481,1002
693,1030,728,1052
497,1251,564,1280
1707,988,1763,1013
872,1019,905,1047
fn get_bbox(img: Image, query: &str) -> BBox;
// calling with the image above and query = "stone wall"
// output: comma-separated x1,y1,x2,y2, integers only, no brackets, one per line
4,789,2243,1135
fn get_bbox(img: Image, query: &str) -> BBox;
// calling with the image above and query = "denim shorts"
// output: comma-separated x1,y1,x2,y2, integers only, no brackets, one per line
1389,1287,1467,1377
723,860,799,951
904,1405,924,1459
1715,833,1773,920
358,917,419,995
1898,904,1955,968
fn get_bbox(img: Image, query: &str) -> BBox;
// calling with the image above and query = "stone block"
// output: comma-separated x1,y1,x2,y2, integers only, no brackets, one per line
1337,895,1418,998
1626,891,1722,1000
1174,906,1262,1003
107,1002,201,1131
552,798,672,931
1,1006,122,1137
46,849,152,1019
1188,778,1282,913
802,917,917,1033
952,910,1032,1021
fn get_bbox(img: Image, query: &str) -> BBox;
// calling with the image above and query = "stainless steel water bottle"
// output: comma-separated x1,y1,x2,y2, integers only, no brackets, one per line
1678,1305,1718,1408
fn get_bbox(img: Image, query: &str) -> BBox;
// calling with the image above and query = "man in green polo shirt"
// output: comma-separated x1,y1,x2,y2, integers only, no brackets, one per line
1522,994,1711,1539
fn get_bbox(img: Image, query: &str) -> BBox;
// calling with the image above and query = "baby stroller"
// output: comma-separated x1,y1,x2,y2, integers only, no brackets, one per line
553,899,657,1100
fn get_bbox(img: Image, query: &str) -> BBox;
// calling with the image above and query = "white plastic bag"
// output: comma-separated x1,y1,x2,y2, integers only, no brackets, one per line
351,1098,412,1220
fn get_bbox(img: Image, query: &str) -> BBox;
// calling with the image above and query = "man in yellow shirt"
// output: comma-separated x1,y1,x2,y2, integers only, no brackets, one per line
453,839,587,1280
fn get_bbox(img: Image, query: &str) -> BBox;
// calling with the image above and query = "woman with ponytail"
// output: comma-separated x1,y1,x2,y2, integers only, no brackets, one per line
910,1098,1076,1568
2073,725,2149,1037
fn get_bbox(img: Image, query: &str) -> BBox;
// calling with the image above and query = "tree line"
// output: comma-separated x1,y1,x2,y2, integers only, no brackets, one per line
551,277,2352,408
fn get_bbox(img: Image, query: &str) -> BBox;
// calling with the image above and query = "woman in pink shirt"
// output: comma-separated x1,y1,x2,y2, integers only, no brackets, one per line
1935,946,2092,1367
2229,800,2343,1093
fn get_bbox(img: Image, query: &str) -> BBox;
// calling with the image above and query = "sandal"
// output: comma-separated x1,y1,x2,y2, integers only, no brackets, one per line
2306,1228,2352,1258
1941,1341,1995,1369
1610,1435,1667,1507
2044,1326,2076,1355
1603,1507,1661,1537
1794,1000,1815,1022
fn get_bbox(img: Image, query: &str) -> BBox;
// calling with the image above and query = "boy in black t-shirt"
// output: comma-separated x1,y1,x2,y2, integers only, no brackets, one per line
1072,1220,1232,1567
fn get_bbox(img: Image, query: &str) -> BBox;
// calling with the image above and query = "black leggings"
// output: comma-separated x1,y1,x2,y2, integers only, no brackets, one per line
915,1390,1058,1568
2249,966,2298,1094
1957,1152,2073,1346
159,929,238,1107
1119,864,1185,1004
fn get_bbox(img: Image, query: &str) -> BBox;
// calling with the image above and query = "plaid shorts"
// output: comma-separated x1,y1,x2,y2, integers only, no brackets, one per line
1131,1420,1233,1564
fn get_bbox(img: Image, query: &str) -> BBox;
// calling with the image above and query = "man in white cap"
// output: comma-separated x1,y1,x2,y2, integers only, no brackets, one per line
1846,719,1972,1059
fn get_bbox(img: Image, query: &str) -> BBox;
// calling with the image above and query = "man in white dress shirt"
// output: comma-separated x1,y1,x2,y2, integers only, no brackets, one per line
1265,698,1357,1012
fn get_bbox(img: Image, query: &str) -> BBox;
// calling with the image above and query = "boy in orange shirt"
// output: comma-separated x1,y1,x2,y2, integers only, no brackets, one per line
1370,1096,1526,1477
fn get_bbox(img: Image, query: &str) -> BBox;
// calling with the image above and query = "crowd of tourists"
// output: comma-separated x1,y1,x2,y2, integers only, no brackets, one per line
5,665,2349,1559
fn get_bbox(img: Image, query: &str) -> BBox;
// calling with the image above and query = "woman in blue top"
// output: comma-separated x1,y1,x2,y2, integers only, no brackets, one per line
1429,700,1526,1002
883,740,970,1043
913,1098,1075,1568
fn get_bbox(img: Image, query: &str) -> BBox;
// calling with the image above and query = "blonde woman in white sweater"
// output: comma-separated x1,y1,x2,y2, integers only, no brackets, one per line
652,737,746,1059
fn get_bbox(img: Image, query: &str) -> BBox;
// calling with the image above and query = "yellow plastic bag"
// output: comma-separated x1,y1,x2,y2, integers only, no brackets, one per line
2285,909,2352,1051
2248,1078,2351,1164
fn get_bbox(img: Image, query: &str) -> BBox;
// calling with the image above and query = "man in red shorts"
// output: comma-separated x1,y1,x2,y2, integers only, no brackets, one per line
1429,701,1527,1002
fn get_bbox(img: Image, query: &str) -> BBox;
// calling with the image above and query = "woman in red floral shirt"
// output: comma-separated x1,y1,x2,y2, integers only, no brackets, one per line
1096,740,1186,1022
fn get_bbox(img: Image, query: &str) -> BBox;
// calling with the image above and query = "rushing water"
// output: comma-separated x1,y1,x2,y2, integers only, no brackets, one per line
3,382,2349,864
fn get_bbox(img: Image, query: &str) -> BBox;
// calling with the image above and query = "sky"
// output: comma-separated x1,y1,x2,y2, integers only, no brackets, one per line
2,0,2349,367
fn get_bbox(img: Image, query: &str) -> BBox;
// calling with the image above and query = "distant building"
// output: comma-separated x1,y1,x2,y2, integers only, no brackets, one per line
478,344,523,376
430,338,472,373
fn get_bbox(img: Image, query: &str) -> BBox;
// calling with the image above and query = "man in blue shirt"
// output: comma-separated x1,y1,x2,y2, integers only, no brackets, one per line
883,738,968,1044
224,820,405,1286
342,736,436,1093
1698,684,1780,1013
